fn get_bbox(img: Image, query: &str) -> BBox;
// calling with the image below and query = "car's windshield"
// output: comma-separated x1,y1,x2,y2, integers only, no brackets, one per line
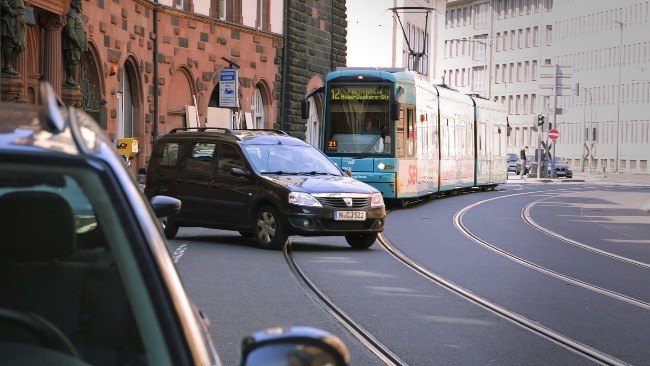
508,154,518,162
242,144,343,175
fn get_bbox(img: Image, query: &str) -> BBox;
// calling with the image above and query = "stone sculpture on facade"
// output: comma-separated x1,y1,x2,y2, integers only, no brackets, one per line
1,0,26,76
63,0,88,86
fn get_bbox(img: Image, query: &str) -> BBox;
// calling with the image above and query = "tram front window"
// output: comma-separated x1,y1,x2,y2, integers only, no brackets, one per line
325,84,393,155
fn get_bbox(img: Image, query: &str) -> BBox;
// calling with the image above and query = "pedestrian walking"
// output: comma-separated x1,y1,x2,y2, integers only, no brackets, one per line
519,146,527,177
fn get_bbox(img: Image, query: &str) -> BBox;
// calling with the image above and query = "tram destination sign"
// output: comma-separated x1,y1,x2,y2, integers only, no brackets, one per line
330,86,390,101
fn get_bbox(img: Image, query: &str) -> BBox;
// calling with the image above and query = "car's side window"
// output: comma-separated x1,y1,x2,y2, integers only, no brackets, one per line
159,142,180,167
185,142,216,172
216,144,246,175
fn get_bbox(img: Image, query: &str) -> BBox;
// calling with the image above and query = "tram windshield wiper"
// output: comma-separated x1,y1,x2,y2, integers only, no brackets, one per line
357,126,388,159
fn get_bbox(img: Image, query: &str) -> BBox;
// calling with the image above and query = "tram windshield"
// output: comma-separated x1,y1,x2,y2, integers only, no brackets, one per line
324,84,393,156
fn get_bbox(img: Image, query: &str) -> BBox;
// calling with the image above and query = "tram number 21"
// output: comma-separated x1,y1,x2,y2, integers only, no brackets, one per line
407,164,417,185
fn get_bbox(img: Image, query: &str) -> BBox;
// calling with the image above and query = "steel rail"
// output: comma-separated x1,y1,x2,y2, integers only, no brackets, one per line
378,232,628,366
283,241,407,366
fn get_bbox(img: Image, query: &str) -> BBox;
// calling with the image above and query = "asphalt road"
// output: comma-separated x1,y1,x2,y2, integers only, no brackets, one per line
172,178,650,365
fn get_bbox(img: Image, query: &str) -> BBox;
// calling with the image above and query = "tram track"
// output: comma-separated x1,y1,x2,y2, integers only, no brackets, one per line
378,230,629,366
283,241,406,366
522,195,650,269
454,191,650,310
281,187,644,366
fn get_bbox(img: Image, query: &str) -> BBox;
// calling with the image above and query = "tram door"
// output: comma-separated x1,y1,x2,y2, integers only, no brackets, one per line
397,105,416,158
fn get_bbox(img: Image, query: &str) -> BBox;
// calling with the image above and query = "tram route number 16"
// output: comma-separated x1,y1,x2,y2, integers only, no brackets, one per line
407,164,417,185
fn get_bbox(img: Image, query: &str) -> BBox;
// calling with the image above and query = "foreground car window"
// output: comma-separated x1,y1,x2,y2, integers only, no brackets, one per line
0,163,172,365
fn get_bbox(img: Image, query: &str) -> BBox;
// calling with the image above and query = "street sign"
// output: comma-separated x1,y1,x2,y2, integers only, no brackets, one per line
548,128,560,140
219,69,238,108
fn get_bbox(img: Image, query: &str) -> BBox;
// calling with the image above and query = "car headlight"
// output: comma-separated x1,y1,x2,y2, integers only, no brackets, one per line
370,192,385,208
288,192,322,207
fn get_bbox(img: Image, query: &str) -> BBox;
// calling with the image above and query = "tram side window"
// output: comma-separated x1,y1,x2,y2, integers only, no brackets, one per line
396,105,405,158
406,107,416,158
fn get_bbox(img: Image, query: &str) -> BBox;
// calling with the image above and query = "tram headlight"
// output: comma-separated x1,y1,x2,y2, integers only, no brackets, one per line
370,192,385,208
378,163,385,170
288,192,322,207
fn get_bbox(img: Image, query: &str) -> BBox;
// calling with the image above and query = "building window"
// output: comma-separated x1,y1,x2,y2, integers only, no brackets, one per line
546,25,552,45
256,0,269,30
252,87,264,129
474,2,489,29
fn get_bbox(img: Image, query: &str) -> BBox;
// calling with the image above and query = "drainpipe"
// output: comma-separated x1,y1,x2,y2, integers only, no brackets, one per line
280,0,289,132
152,2,160,145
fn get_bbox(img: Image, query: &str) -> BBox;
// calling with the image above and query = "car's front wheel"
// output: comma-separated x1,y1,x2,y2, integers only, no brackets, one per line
345,233,377,249
254,206,288,250
162,215,179,239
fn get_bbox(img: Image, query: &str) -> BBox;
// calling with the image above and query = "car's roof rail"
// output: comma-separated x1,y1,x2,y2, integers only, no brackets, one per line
231,129,289,136
168,127,289,136
169,127,234,134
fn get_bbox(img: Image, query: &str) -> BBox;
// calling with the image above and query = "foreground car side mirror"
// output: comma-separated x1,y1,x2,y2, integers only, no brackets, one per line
239,326,350,366
150,195,181,218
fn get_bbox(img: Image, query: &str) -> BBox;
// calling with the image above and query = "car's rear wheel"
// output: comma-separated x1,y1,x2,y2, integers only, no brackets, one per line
254,206,288,250
162,215,179,239
345,233,377,249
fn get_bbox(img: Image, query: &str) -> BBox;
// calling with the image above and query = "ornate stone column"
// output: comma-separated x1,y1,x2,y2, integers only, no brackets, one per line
39,14,65,96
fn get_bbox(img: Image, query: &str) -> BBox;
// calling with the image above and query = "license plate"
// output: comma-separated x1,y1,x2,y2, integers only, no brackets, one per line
334,210,366,221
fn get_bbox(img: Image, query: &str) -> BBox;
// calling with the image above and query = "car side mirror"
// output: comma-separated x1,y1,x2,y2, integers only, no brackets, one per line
231,167,252,179
239,326,350,366
150,195,181,218
342,168,352,177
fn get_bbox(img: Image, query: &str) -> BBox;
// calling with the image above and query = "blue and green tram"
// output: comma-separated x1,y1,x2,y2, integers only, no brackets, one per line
317,68,507,204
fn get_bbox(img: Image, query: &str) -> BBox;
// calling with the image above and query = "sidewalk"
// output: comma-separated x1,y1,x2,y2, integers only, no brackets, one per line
508,171,650,185
508,171,650,213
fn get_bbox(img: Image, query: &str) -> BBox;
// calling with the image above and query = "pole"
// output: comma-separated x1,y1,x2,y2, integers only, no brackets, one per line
586,88,593,174
615,21,623,173
551,64,558,178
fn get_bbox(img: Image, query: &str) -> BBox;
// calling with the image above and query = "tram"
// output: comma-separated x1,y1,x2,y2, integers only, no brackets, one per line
308,67,508,204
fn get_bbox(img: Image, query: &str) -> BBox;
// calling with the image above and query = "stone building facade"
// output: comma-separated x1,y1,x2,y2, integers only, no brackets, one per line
280,0,347,146
1,0,283,175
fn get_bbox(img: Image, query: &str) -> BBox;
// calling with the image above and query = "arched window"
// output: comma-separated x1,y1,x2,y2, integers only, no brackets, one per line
252,87,264,129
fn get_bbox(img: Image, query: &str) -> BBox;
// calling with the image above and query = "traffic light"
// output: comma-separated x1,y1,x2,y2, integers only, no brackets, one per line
548,122,552,129
537,115,544,126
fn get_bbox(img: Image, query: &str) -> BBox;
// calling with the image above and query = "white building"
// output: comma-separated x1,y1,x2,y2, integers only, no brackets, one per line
346,0,447,84
440,0,650,174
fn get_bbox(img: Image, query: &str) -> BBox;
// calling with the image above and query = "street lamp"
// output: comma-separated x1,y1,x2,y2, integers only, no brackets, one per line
614,21,623,173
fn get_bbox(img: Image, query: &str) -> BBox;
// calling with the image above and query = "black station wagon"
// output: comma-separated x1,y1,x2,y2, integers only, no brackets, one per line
144,128,386,250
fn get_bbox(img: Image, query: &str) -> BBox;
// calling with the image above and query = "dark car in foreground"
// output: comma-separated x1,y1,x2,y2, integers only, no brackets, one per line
0,83,349,365
144,128,386,250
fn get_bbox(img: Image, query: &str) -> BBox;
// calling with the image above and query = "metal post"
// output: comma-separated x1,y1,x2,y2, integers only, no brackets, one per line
614,21,623,173
551,64,558,178
581,88,593,174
